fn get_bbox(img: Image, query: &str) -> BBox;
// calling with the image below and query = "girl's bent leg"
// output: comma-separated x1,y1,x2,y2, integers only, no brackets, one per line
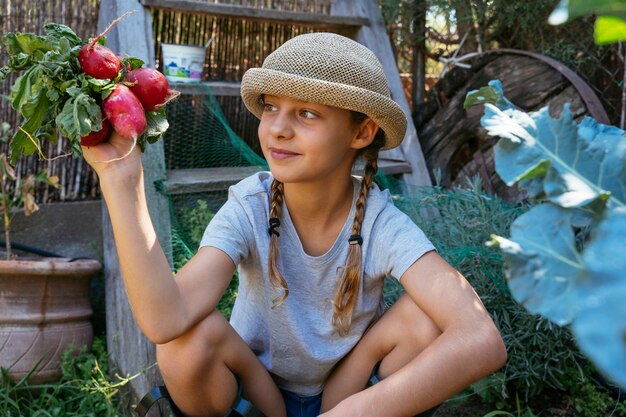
321,294,442,412
157,309,286,417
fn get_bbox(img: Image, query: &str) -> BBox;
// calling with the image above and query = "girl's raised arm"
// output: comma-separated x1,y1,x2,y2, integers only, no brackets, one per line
82,132,235,344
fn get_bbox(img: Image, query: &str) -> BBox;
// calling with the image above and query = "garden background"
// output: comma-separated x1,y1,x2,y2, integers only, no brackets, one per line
1,0,625,416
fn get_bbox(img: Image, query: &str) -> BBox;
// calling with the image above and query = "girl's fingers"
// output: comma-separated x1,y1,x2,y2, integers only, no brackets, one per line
81,132,142,173
107,130,134,145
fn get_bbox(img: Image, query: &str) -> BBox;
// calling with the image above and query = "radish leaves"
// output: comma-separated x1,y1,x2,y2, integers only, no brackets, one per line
0,22,170,162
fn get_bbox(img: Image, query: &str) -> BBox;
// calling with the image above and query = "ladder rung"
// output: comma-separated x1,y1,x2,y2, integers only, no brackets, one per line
164,160,411,195
141,0,369,29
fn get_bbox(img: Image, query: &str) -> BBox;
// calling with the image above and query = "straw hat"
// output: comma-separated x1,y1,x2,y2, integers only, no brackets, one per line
240,32,407,150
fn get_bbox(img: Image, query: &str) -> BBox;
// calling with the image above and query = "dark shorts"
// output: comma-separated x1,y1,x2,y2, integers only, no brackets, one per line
279,389,323,417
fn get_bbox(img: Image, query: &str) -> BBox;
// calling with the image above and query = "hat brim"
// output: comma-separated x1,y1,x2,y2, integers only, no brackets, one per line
241,68,407,150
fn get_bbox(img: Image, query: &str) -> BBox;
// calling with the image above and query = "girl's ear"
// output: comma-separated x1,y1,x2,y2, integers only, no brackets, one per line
351,118,379,150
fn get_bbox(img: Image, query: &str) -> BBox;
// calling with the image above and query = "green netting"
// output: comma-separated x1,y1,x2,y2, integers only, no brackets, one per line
163,84,267,170
159,84,267,270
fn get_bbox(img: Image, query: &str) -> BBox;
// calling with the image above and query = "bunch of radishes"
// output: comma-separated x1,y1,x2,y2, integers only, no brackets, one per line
1,14,179,162
78,31,178,147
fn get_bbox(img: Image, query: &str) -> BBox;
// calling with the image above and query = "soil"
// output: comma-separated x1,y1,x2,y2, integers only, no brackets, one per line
432,388,592,417
434,396,494,417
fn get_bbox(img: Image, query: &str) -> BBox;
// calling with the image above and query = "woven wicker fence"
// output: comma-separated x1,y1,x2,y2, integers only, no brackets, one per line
0,0,101,202
1,0,333,203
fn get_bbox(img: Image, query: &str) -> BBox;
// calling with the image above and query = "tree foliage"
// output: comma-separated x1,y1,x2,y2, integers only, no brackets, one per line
550,0,626,44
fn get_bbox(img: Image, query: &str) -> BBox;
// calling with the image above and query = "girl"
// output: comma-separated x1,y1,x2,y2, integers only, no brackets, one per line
83,33,507,417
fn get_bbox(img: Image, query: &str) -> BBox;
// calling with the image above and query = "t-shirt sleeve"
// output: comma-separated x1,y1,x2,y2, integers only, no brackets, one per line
372,204,436,281
199,194,253,266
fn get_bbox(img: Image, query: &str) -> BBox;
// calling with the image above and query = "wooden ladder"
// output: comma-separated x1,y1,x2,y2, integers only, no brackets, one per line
98,0,431,398
146,0,430,196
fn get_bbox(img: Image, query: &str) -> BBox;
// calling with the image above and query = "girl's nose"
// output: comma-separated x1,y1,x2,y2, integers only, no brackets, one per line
268,112,295,140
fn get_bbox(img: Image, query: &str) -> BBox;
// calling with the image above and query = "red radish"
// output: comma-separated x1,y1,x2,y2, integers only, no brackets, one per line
78,11,136,80
123,68,170,111
102,84,147,139
78,44,122,79
80,118,111,146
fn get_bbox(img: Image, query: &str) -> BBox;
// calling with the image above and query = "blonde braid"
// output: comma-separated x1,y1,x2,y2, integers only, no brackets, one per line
332,155,379,335
268,179,289,306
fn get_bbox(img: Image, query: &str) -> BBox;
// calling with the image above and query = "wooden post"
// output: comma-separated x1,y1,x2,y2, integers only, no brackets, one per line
98,0,172,399
331,0,432,187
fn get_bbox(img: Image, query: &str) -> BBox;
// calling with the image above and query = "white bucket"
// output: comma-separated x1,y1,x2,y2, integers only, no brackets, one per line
161,43,206,83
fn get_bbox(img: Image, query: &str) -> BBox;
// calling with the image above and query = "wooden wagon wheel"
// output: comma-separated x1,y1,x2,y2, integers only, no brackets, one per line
414,48,609,202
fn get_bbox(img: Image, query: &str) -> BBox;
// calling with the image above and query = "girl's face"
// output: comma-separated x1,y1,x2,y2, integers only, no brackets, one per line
258,95,374,185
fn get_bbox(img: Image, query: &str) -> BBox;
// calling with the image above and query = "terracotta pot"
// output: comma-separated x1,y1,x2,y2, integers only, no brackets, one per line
0,258,101,383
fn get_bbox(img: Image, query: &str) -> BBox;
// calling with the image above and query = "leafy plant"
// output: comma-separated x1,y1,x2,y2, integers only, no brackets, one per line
174,199,237,318
561,369,626,417
0,22,168,163
482,395,537,417
465,80,626,389
0,122,59,259
0,336,139,416
549,0,626,44
171,199,214,271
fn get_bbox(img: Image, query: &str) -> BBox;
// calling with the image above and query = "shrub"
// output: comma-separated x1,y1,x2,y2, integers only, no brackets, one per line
174,199,237,319
383,176,589,406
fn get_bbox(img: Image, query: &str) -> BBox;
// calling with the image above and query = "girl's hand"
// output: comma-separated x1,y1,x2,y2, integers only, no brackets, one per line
81,131,143,181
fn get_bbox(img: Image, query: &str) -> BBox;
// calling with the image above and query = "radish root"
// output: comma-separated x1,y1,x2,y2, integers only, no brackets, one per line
88,10,138,49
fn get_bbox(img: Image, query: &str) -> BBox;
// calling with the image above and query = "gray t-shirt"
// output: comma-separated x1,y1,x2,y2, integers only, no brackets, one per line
200,172,434,395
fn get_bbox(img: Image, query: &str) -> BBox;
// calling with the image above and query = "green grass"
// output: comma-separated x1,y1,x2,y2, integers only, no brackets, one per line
0,337,139,416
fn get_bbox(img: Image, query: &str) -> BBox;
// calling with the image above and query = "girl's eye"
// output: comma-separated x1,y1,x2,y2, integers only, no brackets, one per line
300,110,317,119
263,103,277,112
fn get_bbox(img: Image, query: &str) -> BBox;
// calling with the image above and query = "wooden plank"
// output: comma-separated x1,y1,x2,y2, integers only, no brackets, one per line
164,159,411,195
494,48,610,124
331,0,432,188
173,81,241,96
165,166,261,194
98,0,168,402
140,0,369,29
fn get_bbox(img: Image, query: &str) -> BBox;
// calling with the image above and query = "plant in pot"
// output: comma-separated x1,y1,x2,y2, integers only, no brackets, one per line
0,122,102,384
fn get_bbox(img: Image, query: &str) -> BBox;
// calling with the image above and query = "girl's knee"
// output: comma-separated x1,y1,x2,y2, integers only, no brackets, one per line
156,310,230,378
390,294,441,345
353,295,441,361
156,310,239,416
